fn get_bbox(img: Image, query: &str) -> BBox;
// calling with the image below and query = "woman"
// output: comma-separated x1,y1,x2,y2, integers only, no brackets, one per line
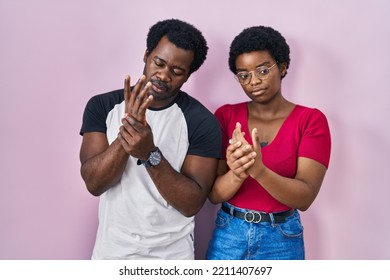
206,26,331,260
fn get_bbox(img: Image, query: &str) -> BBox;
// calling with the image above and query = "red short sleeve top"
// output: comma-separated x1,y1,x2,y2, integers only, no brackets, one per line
215,103,331,212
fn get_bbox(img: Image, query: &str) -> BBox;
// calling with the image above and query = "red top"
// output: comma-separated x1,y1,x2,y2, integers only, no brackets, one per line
215,102,331,212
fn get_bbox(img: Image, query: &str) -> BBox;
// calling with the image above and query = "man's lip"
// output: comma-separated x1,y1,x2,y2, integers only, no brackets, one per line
151,83,163,93
150,80,168,93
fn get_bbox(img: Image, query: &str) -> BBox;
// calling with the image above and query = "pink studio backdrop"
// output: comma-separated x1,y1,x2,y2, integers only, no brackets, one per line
1,0,389,259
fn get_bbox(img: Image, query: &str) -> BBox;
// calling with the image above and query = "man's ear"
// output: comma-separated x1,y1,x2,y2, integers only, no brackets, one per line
143,49,149,63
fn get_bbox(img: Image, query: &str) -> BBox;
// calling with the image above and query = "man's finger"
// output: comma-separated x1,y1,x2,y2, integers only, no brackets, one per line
128,75,146,115
138,94,153,125
124,75,131,114
133,81,151,117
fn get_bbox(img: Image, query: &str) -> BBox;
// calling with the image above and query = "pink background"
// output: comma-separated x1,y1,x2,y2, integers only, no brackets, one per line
1,0,389,259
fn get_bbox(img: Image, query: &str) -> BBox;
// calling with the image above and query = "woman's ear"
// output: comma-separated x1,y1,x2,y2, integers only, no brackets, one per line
280,63,287,78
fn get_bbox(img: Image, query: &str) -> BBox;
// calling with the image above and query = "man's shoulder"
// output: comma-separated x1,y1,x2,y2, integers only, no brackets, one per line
85,88,124,114
176,91,214,117
80,89,124,135
89,88,124,104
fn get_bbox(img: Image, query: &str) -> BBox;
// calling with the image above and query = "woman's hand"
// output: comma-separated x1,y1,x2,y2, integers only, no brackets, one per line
226,122,257,181
246,127,266,179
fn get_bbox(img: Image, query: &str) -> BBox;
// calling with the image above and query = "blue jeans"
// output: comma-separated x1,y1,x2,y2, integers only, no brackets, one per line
206,203,305,260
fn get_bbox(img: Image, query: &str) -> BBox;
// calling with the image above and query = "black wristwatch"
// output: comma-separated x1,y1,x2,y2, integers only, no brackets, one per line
137,148,162,167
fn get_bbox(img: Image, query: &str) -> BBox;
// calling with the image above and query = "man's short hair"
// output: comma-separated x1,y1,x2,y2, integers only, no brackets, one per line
146,19,208,74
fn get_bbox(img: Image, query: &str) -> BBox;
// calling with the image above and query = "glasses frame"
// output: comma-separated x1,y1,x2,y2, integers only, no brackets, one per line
234,63,277,85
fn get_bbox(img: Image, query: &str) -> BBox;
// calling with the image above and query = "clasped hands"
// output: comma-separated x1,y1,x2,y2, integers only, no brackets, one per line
117,75,156,160
227,122,265,181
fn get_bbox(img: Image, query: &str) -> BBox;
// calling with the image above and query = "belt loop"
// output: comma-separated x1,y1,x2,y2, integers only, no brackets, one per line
224,203,234,216
269,213,276,227
229,204,234,216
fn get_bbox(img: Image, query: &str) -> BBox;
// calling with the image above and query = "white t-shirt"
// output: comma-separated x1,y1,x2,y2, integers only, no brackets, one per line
80,89,221,259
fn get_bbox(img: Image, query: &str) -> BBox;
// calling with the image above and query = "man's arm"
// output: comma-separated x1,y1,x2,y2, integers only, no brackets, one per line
79,132,129,196
119,113,219,217
146,154,219,217
118,76,219,216
79,75,152,196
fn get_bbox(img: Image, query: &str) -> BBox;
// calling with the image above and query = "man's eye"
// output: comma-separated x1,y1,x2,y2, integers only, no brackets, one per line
172,69,185,76
154,60,164,67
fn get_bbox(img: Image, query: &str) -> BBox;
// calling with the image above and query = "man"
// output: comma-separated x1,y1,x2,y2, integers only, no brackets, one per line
79,19,221,259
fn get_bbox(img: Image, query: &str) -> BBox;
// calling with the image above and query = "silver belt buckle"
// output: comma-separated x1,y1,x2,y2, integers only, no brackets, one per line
244,211,262,223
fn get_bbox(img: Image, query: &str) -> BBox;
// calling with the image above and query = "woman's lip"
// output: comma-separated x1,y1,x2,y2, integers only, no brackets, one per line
252,88,266,96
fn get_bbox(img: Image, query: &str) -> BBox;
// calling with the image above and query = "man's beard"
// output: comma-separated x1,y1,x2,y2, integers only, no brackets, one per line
148,78,177,101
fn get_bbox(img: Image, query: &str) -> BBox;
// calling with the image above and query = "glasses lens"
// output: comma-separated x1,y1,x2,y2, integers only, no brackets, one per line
235,64,276,85
255,67,271,80
235,72,250,85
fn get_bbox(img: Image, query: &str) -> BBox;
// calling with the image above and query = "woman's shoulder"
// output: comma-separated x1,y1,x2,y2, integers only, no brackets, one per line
290,104,330,132
215,101,248,114
293,104,327,119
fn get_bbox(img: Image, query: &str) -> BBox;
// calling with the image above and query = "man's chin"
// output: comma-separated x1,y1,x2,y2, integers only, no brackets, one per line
150,90,177,102
148,90,164,101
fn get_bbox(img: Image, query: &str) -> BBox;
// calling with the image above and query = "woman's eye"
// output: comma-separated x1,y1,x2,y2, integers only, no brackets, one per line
238,73,249,79
259,68,270,75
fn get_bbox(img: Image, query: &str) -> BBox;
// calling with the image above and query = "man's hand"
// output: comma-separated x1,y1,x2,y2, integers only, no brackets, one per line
118,114,156,160
124,75,153,125
119,75,156,159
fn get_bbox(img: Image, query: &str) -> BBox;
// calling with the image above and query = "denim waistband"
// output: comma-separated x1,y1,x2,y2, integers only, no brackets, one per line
221,203,294,223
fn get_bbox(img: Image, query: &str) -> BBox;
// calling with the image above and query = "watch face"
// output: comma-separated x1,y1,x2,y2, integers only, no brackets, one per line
149,150,162,166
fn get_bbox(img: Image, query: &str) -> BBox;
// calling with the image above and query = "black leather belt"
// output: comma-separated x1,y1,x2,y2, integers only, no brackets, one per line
222,204,294,224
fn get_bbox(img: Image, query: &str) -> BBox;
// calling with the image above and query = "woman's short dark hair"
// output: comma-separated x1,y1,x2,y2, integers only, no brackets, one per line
146,19,208,75
228,26,290,78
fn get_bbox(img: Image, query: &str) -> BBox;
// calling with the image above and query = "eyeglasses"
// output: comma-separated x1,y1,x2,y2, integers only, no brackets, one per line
235,63,277,85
